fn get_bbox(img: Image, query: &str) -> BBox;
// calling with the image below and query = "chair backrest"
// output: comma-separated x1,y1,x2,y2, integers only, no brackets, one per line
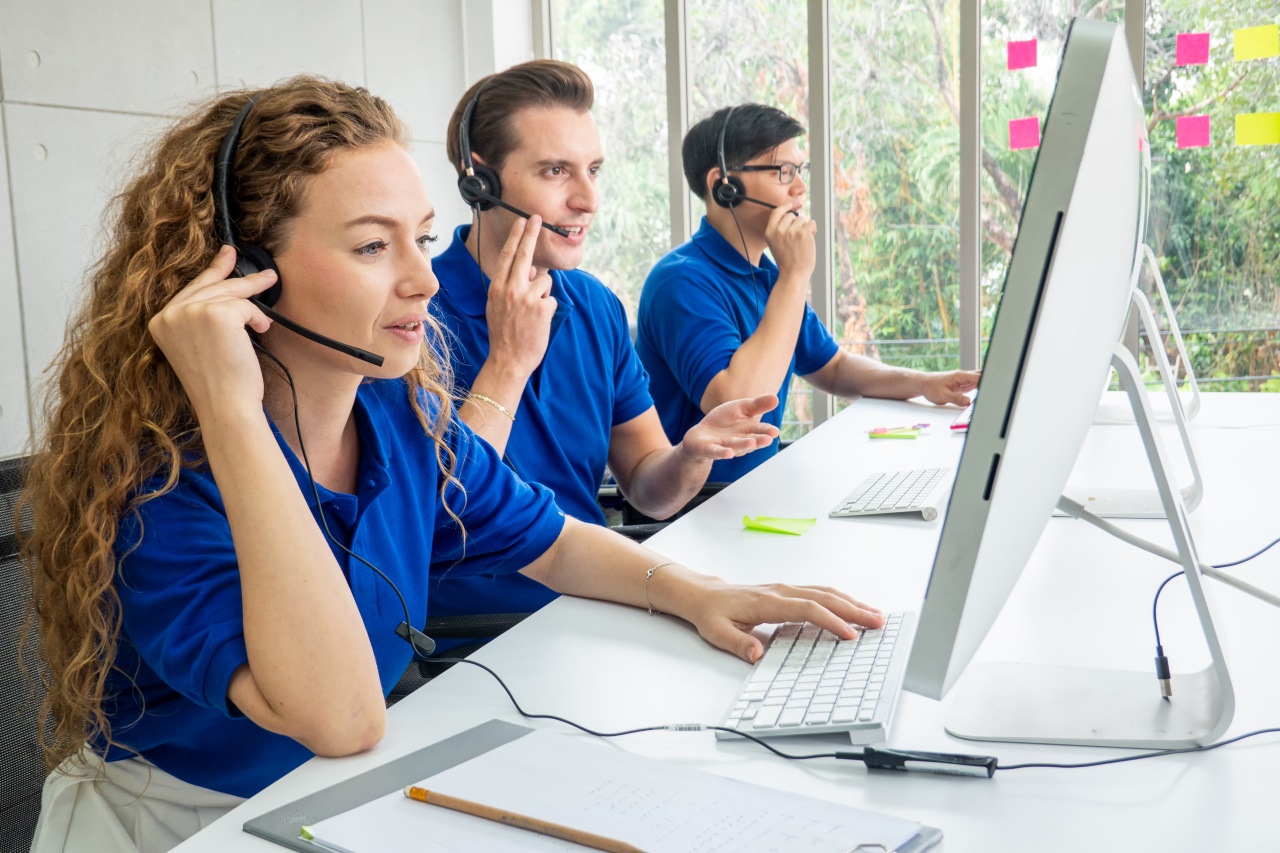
0,455,44,853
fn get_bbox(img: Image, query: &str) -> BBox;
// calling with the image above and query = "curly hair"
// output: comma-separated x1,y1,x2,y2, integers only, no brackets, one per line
19,76,461,773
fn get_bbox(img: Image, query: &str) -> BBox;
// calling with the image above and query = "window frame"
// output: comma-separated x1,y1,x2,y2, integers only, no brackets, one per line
541,0,1151,426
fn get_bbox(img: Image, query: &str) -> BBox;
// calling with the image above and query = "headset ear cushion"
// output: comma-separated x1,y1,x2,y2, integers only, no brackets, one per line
713,175,747,209
235,243,283,307
458,164,502,211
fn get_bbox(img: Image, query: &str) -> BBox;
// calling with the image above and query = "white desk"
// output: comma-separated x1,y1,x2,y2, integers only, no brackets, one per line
176,392,1280,851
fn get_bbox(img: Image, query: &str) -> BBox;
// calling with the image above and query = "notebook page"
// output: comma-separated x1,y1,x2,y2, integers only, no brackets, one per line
306,729,921,852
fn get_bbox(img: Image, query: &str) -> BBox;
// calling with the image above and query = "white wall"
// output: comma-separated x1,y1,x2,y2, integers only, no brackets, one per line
0,0,532,458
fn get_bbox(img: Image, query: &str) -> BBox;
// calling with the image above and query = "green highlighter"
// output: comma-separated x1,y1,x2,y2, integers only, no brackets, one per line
743,515,817,536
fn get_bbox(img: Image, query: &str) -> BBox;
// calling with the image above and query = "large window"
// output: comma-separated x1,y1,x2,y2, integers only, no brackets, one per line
551,0,669,319
830,0,962,380
686,1,815,439
1143,0,1279,389
548,0,1278,401
981,2,1126,350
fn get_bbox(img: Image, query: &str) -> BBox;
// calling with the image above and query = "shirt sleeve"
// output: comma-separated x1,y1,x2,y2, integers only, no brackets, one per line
645,263,744,408
429,415,567,577
795,303,841,376
115,476,250,718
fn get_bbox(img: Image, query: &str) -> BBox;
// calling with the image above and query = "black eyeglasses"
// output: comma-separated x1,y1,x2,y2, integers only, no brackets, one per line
728,161,810,185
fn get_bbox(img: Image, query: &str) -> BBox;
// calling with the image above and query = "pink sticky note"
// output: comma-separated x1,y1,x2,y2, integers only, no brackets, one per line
1177,115,1211,149
1176,32,1210,66
1007,39,1037,70
1009,117,1040,150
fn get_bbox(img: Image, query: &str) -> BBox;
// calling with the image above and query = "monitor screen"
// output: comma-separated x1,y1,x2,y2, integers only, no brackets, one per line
904,18,1147,702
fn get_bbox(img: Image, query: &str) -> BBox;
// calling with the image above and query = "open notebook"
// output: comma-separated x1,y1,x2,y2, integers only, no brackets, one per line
245,720,941,853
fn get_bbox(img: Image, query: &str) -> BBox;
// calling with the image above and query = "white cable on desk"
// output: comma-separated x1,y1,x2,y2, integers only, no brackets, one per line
1056,496,1280,609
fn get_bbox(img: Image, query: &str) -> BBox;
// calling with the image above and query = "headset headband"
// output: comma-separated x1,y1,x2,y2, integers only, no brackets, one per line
213,95,261,249
717,105,738,189
459,79,491,176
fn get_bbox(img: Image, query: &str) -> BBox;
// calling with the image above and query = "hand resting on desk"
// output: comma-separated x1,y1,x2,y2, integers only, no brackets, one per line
678,579,885,663
520,518,884,664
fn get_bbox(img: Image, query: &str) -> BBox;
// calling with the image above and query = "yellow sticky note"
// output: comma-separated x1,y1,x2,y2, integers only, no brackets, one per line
743,515,817,536
1236,112,1280,146
1234,24,1279,61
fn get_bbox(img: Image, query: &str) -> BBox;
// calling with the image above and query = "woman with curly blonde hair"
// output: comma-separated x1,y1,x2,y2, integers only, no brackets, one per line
21,76,882,852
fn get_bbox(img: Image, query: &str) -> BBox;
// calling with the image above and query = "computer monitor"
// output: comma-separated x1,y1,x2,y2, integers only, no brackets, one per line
902,18,1233,748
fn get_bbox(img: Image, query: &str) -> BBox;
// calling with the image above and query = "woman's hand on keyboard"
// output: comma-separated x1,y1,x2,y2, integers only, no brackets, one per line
686,582,885,663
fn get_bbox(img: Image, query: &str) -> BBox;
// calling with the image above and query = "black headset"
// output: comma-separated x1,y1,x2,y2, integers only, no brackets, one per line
711,105,796,215
213,95,385,367
712,106,749,209
456,81,571,237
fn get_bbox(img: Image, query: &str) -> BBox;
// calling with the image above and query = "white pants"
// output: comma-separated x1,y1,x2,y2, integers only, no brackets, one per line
29,750,244,853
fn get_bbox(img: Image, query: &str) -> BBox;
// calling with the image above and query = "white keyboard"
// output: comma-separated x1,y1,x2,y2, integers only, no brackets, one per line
829,468,951,522
718,613,915,745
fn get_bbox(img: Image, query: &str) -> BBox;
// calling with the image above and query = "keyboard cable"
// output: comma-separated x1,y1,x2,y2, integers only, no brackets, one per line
267,348,1280,779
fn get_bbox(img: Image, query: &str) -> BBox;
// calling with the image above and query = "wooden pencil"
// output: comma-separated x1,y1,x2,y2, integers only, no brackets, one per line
403,786,646,853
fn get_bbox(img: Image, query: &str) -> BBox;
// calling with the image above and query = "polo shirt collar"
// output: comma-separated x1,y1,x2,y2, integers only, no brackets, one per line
691,215,779,278
267,383,393,511
436,225,577,327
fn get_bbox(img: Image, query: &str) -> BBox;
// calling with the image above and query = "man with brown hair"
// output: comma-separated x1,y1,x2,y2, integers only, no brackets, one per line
427,60,778,631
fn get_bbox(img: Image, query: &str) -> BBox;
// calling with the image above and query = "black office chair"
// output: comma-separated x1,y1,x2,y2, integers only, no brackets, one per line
0,455,44,853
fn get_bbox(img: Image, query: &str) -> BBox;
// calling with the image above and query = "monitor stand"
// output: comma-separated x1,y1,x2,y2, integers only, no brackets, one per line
945,343,1233,749
1095,244,1202,423
1057,282,1203,518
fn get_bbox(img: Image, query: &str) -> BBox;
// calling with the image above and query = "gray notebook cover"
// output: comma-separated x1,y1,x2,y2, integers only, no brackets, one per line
243,718,942,852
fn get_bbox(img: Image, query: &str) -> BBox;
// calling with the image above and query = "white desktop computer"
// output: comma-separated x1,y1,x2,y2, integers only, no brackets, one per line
903,18,1236,749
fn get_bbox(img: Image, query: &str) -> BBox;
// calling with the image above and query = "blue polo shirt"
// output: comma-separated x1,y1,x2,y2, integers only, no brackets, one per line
636,217,840,482
428,225,653,618
102,378,565,797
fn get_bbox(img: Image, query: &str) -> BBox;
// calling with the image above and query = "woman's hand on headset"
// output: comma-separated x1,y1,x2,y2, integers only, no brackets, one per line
148,244,277,418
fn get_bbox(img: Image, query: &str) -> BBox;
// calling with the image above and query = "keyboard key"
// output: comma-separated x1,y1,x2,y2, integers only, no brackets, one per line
752,706,783,729
719,614,914,743
779,708,807,727
805,706,833,725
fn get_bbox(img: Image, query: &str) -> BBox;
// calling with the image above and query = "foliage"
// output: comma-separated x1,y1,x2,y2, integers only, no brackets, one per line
553,0,1278,401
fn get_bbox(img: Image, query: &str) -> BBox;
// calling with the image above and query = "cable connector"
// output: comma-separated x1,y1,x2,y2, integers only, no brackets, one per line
860,746,998,777
396,622,437,658
1155,644,1172,699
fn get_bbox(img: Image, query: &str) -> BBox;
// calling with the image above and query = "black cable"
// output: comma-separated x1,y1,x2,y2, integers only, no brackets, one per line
727,205,764,327
1152,535,1280,656
998,727,1280,771
1150,533,1280,697
431,655,845,762
252,342,417,635
1213,535,1280,569
1151,571,1182,649
427,650,1280,778
251,339,1280,778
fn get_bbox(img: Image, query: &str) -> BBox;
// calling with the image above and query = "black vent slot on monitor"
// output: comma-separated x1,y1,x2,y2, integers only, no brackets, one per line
1001,210,1065,440
982,453,1002,501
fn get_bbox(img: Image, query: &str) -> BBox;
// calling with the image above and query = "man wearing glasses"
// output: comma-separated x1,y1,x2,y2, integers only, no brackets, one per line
636,104,979,482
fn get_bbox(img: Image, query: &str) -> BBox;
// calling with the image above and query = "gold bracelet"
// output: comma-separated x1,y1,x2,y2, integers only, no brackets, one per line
644,561,678,616
465,392,515,422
